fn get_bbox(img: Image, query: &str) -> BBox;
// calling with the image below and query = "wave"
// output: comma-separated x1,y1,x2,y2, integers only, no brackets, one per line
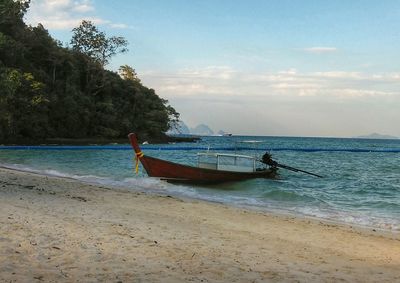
0,162,198,197
1,162,399,231
0,163,157,190
261,189,320,203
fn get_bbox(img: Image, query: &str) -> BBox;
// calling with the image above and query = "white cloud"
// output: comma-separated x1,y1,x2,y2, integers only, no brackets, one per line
140,67,400,137
141,67,399,99
313,71,361,79
278,68,297,75
303,47,338,54
26,0,127,30
109,23,129,29
73,1,94,13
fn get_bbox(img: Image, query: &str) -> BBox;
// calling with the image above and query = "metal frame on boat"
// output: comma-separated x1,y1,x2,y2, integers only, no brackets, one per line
128,133,277,184
197,152,257,172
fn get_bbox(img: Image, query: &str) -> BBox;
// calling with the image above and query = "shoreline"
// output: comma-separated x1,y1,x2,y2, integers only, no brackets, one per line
0,135,200,146
1,167,400,282
1,164,399,236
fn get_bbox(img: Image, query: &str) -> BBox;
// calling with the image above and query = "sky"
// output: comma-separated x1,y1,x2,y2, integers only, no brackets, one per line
25,0,400,137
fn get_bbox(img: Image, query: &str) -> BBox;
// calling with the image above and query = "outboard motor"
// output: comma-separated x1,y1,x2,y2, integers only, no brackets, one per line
261,152,278,168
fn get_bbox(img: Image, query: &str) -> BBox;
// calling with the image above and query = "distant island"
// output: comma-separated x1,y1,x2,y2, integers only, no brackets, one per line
355,133,399,140
191,124,215,136
168,121,228,136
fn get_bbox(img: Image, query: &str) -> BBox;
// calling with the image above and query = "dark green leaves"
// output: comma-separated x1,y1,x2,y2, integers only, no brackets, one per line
0,9,179,143
71,20,128,66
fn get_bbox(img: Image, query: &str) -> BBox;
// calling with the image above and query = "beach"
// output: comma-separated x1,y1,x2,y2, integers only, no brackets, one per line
0,167,399,282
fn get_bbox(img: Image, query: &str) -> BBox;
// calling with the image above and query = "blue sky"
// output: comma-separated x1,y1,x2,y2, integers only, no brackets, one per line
26,0,400,137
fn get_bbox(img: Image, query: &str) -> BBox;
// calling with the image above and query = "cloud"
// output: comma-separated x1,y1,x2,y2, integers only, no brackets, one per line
140,67,400,137
109,23,129,29
25,0,128,30
303,47,338,54
141,67,399,99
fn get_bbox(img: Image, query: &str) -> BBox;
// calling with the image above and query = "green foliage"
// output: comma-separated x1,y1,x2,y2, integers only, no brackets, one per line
71,20,128,66
0,68,49,139
0,0,179,143
0,0,30,36
118,64,140,82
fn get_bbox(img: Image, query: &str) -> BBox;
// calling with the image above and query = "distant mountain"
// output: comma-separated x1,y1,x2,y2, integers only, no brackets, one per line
217,130,225,135
167,121,191,135
168,122,217,136
191,124,214,136
355,133,399,140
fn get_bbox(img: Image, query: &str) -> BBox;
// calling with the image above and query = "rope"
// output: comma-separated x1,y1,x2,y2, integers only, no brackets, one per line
134,151,144,174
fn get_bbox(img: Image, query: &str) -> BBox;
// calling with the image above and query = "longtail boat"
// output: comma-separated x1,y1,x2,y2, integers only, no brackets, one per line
128,133,278,184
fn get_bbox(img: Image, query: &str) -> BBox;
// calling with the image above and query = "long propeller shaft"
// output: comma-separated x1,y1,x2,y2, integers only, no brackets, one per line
275,163,323,178
260,152,323,178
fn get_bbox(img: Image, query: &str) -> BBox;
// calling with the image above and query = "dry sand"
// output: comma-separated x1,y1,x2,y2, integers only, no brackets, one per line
0,167,399,282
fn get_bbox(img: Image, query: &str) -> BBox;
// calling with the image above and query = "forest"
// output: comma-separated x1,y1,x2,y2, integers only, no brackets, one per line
0,0,179,144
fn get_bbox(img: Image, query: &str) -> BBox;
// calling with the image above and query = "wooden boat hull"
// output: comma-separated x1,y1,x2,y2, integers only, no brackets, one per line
140,155,276,183
128,133,277,184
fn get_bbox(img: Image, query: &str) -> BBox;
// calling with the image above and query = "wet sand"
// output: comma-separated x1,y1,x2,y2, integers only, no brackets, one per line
0,167,399,282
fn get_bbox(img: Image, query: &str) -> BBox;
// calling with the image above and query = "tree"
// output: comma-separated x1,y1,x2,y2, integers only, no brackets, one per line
0,4,179,143
118,64,140,82
166,103,180,132
0,0,30,25
70,20,128,66
0,69,49,138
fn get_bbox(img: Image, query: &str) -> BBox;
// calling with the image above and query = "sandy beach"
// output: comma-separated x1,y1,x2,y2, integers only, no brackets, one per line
0,167,399,282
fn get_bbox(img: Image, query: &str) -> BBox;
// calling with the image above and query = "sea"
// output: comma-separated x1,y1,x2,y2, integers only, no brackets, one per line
1,135,399,231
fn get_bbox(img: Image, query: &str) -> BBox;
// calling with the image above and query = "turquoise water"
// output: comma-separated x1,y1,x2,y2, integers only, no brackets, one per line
1,136,399,231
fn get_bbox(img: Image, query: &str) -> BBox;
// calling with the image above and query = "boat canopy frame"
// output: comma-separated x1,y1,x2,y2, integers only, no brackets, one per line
197,152,257,173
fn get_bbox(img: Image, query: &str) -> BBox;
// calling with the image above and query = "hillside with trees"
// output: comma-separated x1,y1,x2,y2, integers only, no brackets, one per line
0,0,179,144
